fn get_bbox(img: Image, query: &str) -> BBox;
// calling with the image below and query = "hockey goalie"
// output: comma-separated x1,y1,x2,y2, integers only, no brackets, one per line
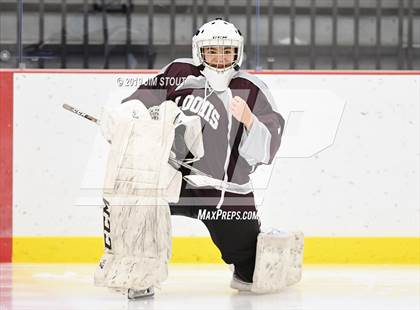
93,18,304,299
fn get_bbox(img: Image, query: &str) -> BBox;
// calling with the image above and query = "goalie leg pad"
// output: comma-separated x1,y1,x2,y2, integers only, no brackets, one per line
251,230,304,294
95,101,202,291
251,231,291,294
94,252,115,287
287,231,304,286
94,197,171,291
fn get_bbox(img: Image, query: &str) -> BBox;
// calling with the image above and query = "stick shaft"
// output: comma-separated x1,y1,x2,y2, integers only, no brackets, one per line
168,157,209,177
62,103,99,123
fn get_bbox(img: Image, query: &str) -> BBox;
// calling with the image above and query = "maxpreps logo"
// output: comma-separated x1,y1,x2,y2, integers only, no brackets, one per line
197,209,259,220
175,95,220,130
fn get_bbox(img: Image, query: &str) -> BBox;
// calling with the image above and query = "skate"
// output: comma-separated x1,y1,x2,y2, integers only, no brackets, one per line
230,272,252,292
127,287,155,299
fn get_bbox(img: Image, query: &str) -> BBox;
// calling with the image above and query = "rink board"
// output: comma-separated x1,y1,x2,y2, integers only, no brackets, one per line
0,69,419,263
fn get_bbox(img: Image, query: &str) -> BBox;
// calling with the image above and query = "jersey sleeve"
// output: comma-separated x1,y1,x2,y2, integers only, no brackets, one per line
238,83,285,166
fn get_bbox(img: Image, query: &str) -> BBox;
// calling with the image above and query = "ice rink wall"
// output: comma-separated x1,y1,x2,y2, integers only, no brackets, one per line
0,70,419,264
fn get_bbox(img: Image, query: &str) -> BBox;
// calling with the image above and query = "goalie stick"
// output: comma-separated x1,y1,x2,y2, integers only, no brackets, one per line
62,103,210,177
63,103,99,123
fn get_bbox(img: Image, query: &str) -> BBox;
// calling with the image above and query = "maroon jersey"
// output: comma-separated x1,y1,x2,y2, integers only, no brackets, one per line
123,58,284,207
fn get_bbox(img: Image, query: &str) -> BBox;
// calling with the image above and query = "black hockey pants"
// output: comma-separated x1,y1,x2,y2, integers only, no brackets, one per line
169,197,260,283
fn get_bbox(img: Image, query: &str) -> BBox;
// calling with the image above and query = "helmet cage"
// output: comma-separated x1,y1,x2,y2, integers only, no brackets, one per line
195,38,242,72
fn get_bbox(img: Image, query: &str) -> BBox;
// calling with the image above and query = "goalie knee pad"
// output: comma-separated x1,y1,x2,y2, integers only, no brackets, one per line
251,230,304,294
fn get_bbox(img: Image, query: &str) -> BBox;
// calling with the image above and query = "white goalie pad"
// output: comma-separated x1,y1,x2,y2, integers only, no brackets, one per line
95,100,201,291
251,230,304,294
99,99,151,143
100,99,204,162
287,231,304,286
94,197,171,290
103,100,182,200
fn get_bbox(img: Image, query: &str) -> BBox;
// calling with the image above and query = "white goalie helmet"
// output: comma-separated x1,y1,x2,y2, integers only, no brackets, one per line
192,18,244,91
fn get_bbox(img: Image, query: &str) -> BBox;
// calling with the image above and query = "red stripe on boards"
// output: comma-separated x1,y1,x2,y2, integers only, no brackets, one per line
0,72,13,262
